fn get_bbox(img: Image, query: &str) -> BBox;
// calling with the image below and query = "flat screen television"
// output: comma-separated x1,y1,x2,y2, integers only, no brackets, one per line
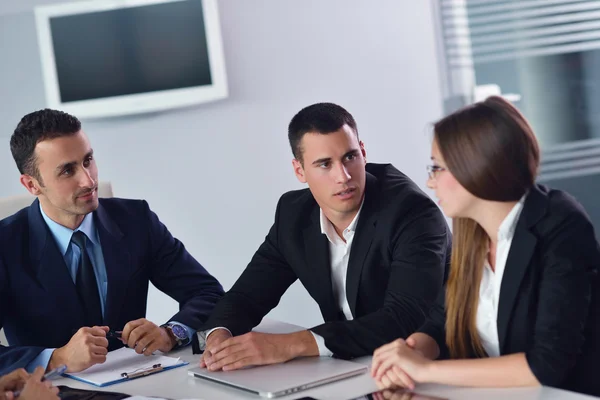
34,0,227,118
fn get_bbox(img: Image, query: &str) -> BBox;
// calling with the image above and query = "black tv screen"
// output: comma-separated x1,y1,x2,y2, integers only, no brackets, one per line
49,0,212,102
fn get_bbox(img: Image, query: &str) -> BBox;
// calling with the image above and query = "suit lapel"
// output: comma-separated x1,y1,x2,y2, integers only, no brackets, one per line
94,203,131,328
496,225,536,352
346,173,379,317
303,207,340,321
27,200,86,323
497,185,547,352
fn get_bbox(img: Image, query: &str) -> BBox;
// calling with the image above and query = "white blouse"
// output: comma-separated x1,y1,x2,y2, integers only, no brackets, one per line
476,196,526,357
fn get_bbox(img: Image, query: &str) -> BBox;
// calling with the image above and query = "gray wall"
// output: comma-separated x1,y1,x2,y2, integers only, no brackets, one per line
0,0,444,328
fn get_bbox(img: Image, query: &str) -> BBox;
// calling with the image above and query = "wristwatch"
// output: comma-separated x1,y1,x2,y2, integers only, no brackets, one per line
161,322,188,347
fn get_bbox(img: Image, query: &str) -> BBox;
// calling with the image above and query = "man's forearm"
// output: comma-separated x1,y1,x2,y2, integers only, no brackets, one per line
287,331,319,358
47,348,64,371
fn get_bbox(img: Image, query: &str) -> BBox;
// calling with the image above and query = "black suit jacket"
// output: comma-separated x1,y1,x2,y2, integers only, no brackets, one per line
203,163,451,358
0,198,224,375
419,184,600,396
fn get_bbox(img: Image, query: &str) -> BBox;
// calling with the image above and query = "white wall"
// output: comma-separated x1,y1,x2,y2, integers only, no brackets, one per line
0,0,444,329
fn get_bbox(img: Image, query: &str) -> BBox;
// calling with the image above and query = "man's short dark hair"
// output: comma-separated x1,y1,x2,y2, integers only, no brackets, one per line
288,103,358,163
10,109,81,181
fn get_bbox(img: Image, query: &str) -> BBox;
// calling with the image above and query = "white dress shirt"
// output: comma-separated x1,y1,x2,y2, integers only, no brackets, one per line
476,195,526,357
310,200,364,356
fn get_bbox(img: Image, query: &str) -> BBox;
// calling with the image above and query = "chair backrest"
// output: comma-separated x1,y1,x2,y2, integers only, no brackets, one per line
0,181,114,221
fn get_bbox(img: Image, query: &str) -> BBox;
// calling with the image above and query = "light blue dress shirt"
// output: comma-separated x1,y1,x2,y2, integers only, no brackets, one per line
26,204,194,372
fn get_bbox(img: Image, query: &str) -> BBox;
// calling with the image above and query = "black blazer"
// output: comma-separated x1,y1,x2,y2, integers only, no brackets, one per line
419,184,600,396
203,163,451,359
0,198,224,375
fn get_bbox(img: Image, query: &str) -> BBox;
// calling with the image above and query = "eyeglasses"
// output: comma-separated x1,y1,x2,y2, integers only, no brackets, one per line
426,165,447,180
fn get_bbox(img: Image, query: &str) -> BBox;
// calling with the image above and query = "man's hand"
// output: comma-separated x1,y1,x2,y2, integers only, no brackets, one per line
199,329,232,369
121,318,175,356
49,326,109,373
5,367,59,400
203,331,318,372
404,333,440,360
0,368,28,394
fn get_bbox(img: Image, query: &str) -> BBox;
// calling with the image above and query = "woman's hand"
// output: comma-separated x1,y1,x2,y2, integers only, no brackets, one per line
0,369,28,394
371,338,433,390
5,367,59,400
373,388,423,400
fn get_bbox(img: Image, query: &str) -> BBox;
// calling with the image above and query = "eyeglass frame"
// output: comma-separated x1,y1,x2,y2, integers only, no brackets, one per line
426,165,447,180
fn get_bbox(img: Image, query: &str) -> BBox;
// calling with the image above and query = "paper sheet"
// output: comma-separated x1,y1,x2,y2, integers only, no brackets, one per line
64,347,186,386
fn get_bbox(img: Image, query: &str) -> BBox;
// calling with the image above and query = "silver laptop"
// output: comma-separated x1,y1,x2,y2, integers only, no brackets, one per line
188,357,368,398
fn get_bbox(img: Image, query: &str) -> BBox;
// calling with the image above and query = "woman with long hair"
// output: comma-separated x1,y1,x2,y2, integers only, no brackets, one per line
371,96,600,396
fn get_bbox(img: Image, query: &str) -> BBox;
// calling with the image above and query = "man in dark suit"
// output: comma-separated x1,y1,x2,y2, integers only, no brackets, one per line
199,103,451,371
0,109,224,375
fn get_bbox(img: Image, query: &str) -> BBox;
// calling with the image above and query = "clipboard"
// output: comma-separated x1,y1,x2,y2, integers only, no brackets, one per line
63,347,189,387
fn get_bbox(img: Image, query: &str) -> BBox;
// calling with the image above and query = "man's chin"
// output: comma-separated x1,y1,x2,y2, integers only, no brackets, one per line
76,199,99,214
335,201,361,215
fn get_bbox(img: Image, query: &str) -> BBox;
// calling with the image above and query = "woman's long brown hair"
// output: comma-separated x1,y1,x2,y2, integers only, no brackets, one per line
434,96,540,358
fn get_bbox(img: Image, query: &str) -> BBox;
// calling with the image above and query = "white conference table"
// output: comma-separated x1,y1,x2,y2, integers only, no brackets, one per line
53,319,598,400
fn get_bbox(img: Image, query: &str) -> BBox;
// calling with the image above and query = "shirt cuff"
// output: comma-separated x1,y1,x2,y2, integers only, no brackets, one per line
205,327,232,339
170,320,196,348
310,331,333,357
26,349,55,373
197,327,232,351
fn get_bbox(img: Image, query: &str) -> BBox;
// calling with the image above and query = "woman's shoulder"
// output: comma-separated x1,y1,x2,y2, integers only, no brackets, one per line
529,185,593,235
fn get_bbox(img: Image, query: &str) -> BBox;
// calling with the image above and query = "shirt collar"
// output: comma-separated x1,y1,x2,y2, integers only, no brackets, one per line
320,197,365,243
497,193,527,242
39,203,99,255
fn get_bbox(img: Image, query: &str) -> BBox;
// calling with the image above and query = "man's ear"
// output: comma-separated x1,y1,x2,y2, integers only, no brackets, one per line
292,159,307,183
19,174,43,196
359,140,367,163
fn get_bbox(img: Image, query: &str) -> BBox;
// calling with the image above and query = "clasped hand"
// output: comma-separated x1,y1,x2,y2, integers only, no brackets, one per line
371,337,432,390
200,330,296,371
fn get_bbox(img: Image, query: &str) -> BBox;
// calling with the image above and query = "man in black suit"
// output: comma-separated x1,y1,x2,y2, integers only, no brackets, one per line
0,109,224,375
199,103,451,371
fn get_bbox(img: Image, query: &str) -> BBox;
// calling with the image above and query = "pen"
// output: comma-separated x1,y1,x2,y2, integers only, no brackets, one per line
107,330,123,339
13,364,67,398
41,364,67,381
